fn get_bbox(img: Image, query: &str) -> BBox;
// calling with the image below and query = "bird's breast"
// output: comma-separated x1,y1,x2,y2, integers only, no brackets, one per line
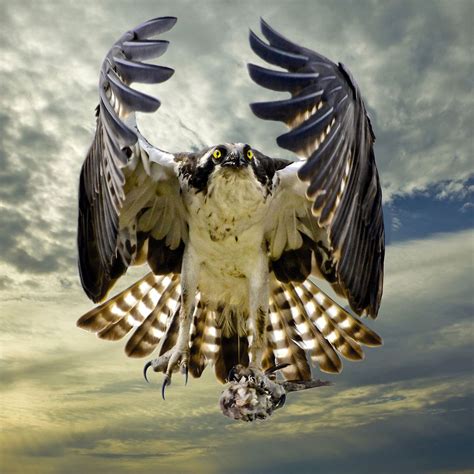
183,170,270,308
185,168,270,244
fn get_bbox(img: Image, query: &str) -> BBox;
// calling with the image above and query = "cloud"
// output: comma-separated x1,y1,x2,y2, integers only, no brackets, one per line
434,177,474,202
384,179,473,243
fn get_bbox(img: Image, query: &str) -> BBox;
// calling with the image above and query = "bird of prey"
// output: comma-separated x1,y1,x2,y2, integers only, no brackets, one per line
77,16,385,400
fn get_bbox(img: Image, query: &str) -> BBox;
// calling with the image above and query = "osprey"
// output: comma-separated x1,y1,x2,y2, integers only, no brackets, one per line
77,16,384,399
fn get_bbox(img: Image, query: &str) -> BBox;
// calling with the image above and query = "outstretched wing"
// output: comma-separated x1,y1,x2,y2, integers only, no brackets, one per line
249,19,384,317
78,17,186,303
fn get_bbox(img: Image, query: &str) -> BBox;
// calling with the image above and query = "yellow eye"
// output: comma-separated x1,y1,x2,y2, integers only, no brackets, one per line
246,149,254,160
213,149,222,159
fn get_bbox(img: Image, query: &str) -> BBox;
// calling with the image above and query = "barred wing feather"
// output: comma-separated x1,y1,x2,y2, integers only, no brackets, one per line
78,17,180,303
248,18,384,318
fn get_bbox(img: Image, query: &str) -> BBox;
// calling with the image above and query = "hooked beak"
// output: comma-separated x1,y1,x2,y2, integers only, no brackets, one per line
221,151,247,168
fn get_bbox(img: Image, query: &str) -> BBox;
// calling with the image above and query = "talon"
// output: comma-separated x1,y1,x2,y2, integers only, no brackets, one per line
265,363,290,375
275,393,286,410
161,375,171,400
143,361,153,383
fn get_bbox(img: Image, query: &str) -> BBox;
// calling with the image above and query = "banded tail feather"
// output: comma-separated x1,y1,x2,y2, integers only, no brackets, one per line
281,283,342,373
286,282,364,362
126,277,181,357
268,282,312,381
158,302,181,356
189,305,221,378
265,277,382,378
188,301,207,378
77,272,381,382
97,275,179,342
274,278,382,373
299,278,382,347
77,272,180,355
78,273,170,333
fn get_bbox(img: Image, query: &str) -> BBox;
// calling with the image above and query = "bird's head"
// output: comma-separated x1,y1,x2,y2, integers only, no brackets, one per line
184,142,281,195
208,143,255,170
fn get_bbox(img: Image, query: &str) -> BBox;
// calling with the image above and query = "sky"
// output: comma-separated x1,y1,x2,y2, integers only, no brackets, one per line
0,0,473,473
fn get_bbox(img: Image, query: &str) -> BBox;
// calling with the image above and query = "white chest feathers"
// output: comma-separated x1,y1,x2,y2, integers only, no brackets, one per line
186,167,269,243
182,167,273,311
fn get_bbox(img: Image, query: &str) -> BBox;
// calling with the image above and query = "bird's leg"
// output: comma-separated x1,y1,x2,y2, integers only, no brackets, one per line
246,253,269,371
144,248,198,398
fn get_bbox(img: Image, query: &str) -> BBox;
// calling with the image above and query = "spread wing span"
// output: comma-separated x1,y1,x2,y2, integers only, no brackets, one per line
78,17,185,303
248,19,384,317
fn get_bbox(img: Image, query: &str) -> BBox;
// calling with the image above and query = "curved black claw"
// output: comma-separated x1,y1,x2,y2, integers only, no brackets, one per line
275,393,286,410
143,361,153,383
184,365,189,386
265,363,290,375
161,375,171,400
